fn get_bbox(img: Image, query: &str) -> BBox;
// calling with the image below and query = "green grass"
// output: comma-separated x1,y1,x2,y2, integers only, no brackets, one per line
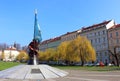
0,61,120,71
52,65,120,71
0,61,21,71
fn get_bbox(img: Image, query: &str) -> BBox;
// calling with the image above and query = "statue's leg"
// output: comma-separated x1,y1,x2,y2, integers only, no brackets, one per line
27,51,34,65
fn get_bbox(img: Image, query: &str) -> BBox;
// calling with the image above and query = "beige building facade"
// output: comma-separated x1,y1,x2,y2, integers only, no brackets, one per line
79,20,115,64
39,37,61,51
0,46,20,61
61,30,78,42
108,24,120,64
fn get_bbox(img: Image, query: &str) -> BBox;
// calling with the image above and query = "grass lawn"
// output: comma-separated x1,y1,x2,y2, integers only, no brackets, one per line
0,61,120,71
0,61,21,71
52,65,120,71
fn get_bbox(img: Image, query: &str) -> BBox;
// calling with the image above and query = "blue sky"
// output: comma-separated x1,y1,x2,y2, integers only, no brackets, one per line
0,0,120,46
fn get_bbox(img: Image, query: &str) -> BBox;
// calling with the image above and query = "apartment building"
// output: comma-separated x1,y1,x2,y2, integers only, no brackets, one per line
39,20,117,65
61,30,78,42
79,20,115,64
108,24,120,63
39,37,61,51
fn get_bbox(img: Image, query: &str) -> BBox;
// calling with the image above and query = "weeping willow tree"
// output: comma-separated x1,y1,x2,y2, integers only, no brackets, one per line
73,36,96,66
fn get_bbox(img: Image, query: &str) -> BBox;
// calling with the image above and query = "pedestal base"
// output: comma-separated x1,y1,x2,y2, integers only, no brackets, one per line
28,55,38,65
27,57,34,65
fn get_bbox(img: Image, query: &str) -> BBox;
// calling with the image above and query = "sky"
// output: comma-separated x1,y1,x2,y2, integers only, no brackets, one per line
0,0,120,46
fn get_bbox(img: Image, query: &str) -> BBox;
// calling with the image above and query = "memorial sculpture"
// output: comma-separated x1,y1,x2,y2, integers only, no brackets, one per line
28,39,39,65
27,9,42,65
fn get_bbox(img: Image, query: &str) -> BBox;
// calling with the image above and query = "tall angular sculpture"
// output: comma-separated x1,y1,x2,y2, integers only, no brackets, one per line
34,9,42,43
28,9,42,65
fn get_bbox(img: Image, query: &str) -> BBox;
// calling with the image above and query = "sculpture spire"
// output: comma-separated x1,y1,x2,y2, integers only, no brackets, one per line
33,9,42,43
35,9,37,14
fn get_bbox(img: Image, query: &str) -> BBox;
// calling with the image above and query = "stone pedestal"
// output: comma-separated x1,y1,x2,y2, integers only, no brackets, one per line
27,57,34,65
0,64,68,80
28,55,38,65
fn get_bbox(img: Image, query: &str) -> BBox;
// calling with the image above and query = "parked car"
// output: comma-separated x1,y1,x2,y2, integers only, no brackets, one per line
95,62,104,66
108,63,114,66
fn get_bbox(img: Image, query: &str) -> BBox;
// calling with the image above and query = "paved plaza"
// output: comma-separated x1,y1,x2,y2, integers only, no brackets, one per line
0,64,68,80
0,65,120,81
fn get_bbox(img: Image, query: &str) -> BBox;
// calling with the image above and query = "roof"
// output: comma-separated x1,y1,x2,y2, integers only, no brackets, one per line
112,24,120,29
61,30,78,36
81,20,111,32
108,24,120,31
40,36,61,45
6,46,16,50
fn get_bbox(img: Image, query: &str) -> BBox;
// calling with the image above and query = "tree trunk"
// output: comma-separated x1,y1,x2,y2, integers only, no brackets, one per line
115,55,119,67
114,47,119,67
81,60,84,66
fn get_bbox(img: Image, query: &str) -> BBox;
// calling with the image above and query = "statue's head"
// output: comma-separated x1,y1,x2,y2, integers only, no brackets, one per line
32,39,39,44
32,39,36,42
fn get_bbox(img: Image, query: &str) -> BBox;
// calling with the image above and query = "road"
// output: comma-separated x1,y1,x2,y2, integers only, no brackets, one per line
0,70,120,81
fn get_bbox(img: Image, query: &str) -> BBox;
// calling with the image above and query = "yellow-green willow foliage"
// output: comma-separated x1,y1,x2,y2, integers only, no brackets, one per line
16,51,29,62
39,48,56,61
66,40,80,63
46,48,56,61
74,36,96,66
38,36,96,65
38,51,45,61
56,41,69,61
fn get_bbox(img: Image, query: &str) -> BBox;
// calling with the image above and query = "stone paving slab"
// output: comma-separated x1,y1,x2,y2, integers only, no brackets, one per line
0,64,68,80
43,65,68,77
39,65,59,79
0,65,25,79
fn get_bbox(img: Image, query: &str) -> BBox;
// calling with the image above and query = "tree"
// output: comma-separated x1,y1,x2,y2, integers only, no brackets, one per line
73,36,96,66
1,51,5,60
38,51,45,61
16,51,28,62
108,46,120,67
39,48,56,63
45,48,56,61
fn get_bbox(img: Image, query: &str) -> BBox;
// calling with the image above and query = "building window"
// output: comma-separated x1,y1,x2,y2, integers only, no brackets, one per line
98,38,100,43
95,39,97,43
105,52,107,56
116,39,119,43
116,32,119,37
103,30,105,35
110,33,112,38
98,31,100,36
91,39,93,44
96,53,98,57
94,32,96,36
103,37,105,42
100,52,102,57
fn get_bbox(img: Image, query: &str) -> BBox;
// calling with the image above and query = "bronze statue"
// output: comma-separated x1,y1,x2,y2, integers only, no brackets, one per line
27,9,42,65
28,39,39,65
